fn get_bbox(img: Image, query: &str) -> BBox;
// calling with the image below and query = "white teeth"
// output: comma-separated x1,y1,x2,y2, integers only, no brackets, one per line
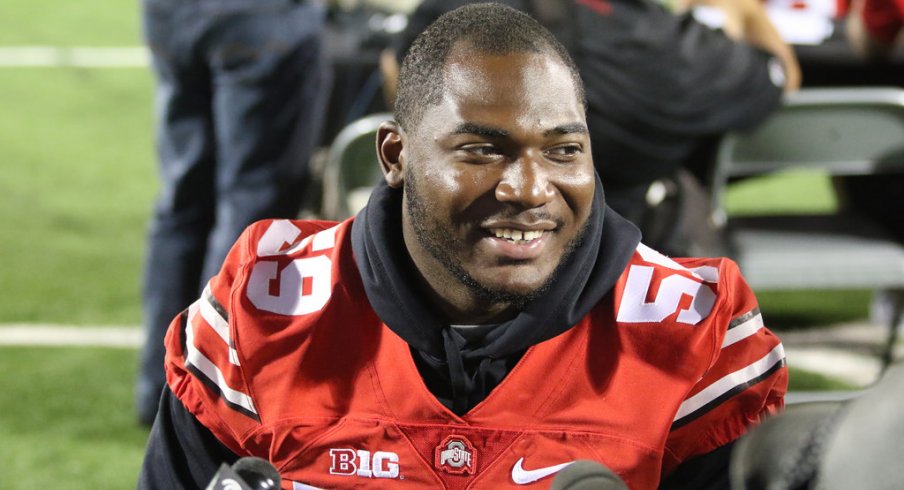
491,228,544,243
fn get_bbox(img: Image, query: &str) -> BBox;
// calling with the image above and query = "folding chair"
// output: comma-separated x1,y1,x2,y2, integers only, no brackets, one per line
709,87,904,371
321,112,394,220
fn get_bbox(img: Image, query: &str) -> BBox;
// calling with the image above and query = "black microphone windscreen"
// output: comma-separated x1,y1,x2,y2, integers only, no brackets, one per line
815,363,904,489
729,402,841,490
232,457,281,490
205,463,251,490
550,460,628,490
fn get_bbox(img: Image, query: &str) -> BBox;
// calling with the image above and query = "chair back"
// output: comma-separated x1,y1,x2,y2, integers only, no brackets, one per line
321,112,393,220
710,87,904,225
707,88,904,371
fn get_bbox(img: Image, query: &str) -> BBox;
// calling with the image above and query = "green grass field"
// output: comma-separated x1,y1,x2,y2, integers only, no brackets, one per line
0,2,886,487
0,4,154,486
0,0,142,46
0,347,148,490
0,67,156,325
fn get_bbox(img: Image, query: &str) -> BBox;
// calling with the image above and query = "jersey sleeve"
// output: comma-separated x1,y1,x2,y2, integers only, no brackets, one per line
662,259,787,476
162,222,266,456
162,218,336,456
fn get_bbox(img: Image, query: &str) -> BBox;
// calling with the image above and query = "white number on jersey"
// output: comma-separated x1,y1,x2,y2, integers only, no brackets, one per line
247,220,338,316
617,265,716,325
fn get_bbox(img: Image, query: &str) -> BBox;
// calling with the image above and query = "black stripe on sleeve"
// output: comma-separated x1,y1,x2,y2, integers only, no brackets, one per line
184,363,261,422
178,309,189,355
728,307,761,330
180,306,260,422
203,289,236,350
205,288,230,323
670,357,786,431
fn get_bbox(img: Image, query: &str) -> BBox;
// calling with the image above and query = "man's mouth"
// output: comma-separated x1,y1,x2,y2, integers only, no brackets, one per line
489,228,546,244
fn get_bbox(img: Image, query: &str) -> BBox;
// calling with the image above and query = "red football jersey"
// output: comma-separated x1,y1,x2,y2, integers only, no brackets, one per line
163,218,786,489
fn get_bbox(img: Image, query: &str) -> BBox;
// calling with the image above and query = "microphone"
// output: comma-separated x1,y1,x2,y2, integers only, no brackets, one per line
729,401,840,490
550,460,628,490
731,363,904,490
814,362,904,489
205,456,281,490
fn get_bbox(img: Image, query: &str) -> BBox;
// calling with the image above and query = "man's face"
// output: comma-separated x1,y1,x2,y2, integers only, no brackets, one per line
394,46,595,308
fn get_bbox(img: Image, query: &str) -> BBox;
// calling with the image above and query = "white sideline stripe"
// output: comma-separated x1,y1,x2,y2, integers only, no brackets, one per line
0,46,149,67
722,313,765,348
674,344,785,422
0,324,142,347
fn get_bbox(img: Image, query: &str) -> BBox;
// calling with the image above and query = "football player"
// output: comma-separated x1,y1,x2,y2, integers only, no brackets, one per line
138,4,786,489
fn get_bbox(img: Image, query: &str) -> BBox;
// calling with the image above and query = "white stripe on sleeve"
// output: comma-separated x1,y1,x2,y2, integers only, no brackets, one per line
199,284,240,365
674,344,785,423
185,302,258,416
722,312,765,349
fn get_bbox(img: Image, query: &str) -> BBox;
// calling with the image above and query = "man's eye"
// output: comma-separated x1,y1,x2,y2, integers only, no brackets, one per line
546,145,582,160
462,145,502,157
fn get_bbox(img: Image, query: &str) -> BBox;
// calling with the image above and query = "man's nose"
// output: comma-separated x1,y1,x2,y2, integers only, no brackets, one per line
494,151,555,207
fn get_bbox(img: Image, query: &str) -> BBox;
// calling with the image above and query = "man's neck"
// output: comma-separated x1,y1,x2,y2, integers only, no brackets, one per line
411,264,517,325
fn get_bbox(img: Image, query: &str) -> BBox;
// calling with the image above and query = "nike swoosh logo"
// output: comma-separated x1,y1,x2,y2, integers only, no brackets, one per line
511,457,576,485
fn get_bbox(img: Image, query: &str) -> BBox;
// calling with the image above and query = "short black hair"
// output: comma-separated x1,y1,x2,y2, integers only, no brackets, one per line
395,2,586,133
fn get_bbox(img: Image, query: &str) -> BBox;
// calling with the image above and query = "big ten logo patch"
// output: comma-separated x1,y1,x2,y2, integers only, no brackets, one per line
434,435,476,475
328,449,400,479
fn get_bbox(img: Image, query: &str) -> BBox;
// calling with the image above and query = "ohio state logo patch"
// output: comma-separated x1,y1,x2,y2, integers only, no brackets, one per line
434,435,476,475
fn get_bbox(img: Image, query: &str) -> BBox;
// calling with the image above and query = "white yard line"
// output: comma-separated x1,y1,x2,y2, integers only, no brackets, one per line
0,324,143,348
0,46,148,67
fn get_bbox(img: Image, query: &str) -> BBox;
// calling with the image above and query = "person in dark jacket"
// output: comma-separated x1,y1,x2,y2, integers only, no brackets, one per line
381,0,800,255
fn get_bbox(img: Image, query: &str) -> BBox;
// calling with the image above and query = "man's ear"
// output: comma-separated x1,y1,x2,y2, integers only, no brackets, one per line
377,121,405,189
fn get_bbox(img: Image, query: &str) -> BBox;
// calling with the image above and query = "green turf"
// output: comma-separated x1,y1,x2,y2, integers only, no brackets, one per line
721,171,872,329
0,347,148,489
0,67,156,325
0,0,142,46
757,290,872,330
788,366,860,391
724,170,838,216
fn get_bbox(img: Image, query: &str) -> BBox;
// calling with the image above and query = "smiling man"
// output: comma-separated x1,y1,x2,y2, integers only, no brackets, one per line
392,44,596,321
138,4,786,489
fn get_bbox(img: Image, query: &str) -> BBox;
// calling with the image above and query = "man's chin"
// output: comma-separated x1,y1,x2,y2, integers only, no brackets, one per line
461,272,552,310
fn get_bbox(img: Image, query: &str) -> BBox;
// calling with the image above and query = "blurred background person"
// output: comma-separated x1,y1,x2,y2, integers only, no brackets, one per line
842,0,904,245
846,0,904,59
381,0,801,256
842,0,904,333
135,0,330,425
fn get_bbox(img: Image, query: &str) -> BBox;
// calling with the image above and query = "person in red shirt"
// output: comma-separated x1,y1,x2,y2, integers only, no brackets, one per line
137,4,786,489
847,0,904,58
